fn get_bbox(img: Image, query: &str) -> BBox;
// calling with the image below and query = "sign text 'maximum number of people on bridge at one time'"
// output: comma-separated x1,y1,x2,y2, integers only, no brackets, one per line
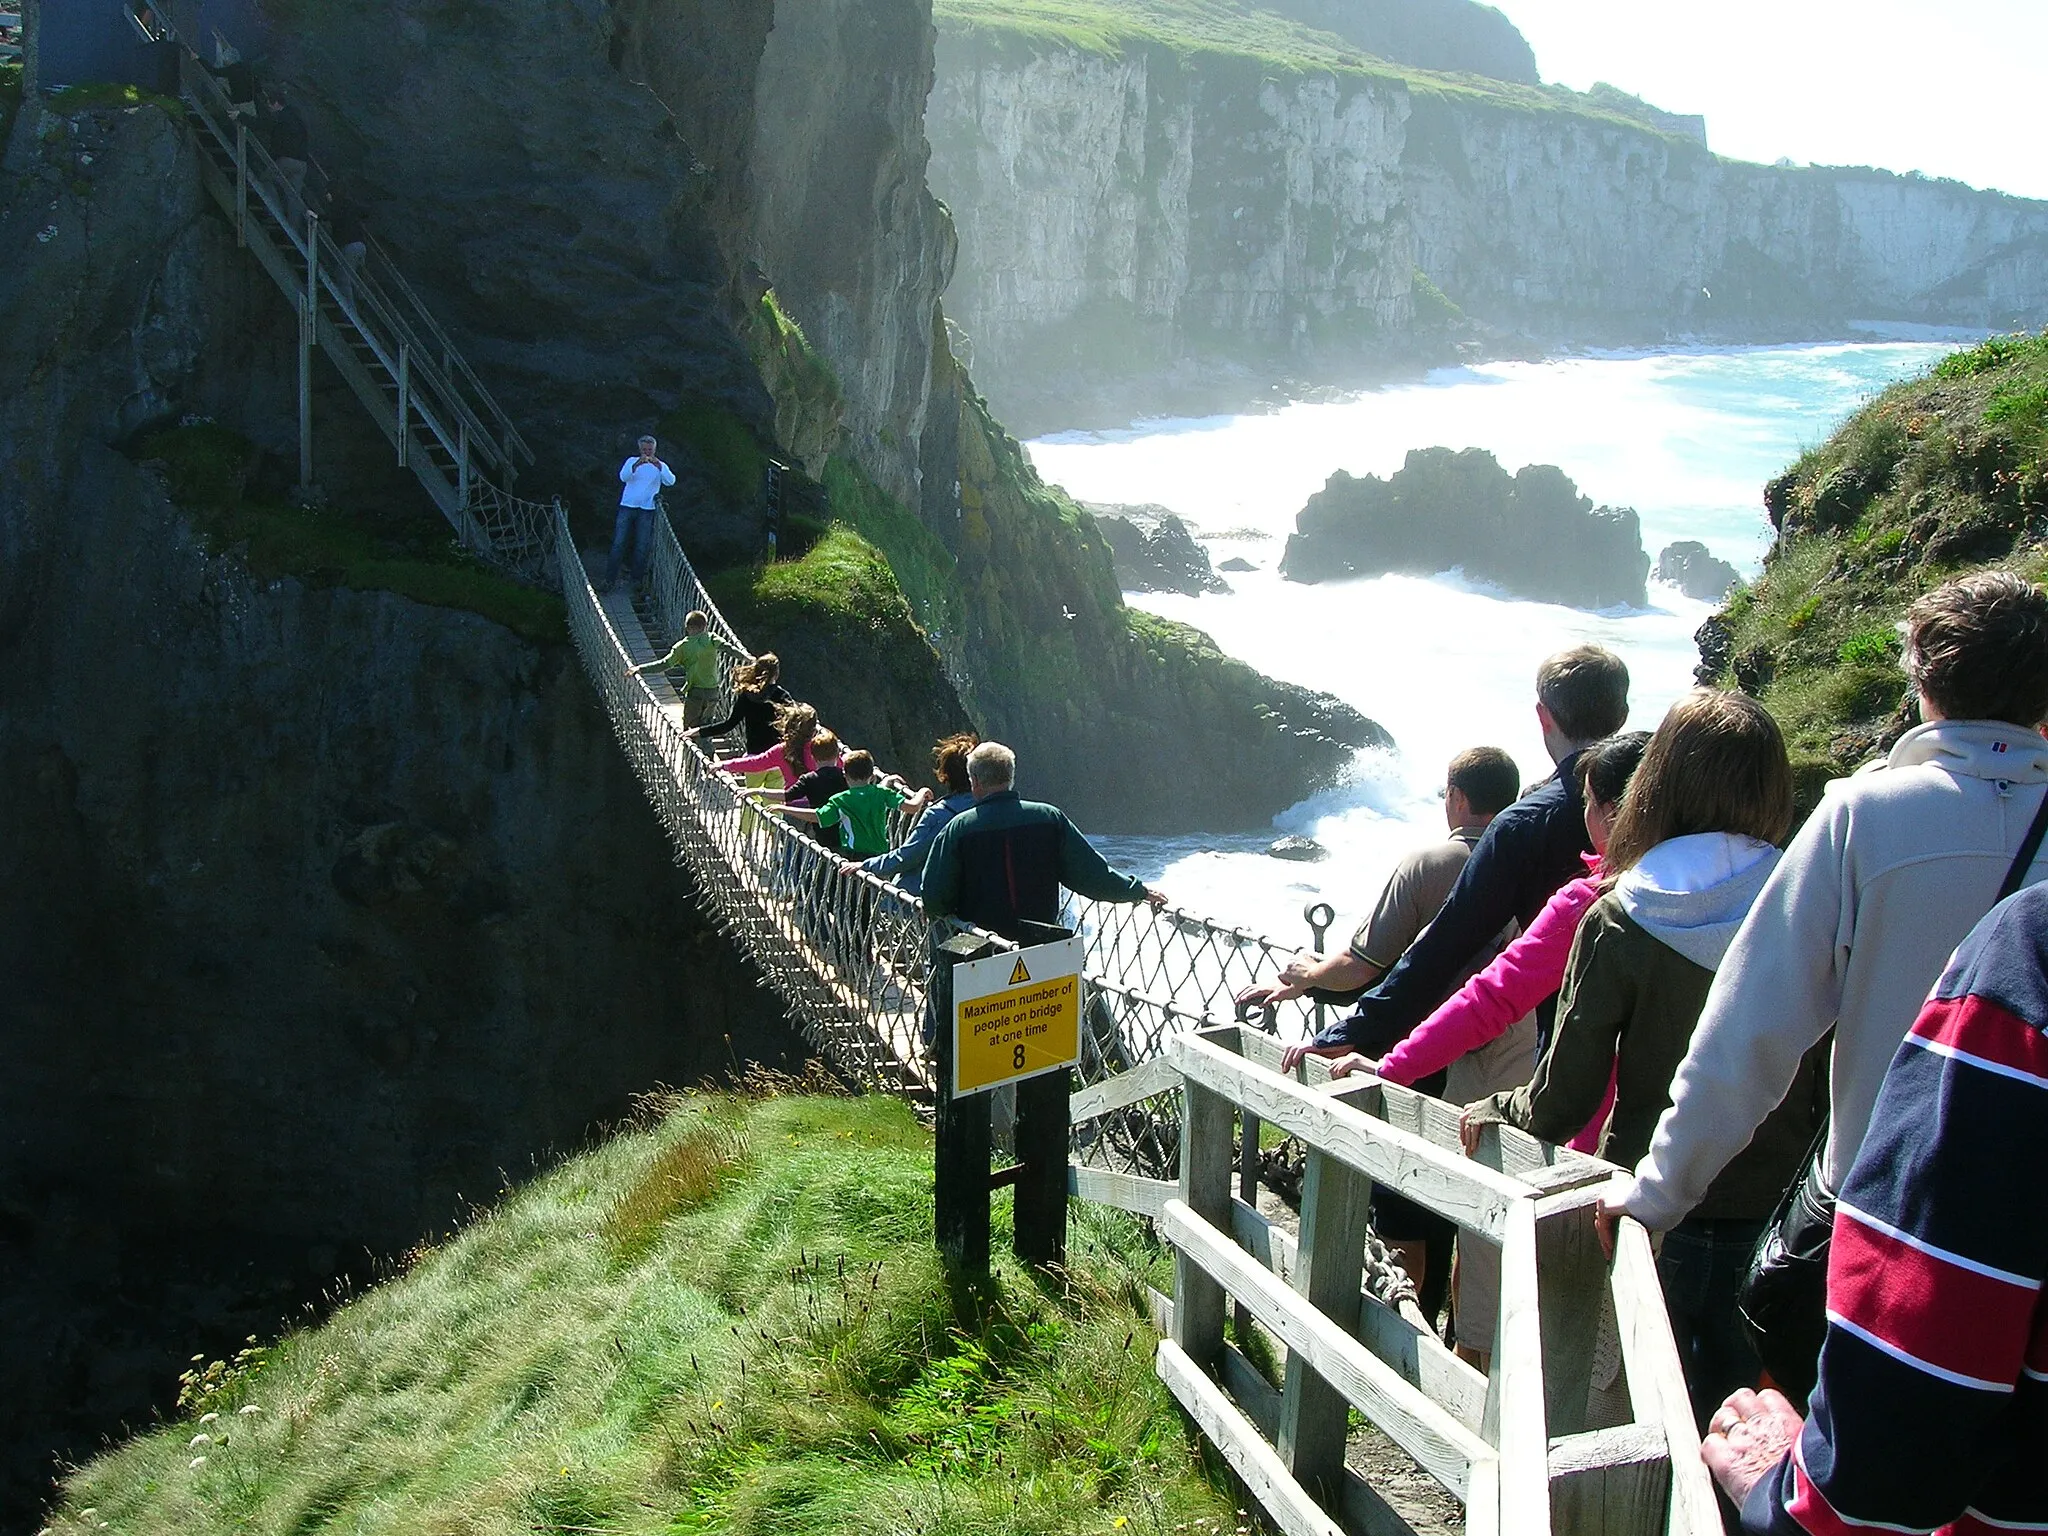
950,936,1083,1096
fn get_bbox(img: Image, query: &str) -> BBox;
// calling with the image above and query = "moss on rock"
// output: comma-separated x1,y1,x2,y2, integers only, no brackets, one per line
134,425,566,644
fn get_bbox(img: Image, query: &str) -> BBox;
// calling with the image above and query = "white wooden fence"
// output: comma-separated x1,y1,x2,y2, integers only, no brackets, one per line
1069,1024,1721,1536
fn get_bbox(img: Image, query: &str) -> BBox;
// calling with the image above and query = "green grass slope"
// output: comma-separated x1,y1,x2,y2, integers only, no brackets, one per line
1699,329,2048,788
933,0,1704,138
49,1087,1232,1536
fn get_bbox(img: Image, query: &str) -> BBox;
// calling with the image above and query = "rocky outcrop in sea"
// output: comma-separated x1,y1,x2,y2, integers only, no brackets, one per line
1085,503,1228,595
1657,540,1743,601
1280,447,1649,609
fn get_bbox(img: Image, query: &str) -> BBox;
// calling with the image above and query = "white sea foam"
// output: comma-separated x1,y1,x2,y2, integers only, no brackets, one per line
1040,340,1962,950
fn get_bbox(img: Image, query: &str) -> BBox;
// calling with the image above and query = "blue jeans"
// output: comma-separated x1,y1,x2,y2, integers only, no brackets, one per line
605,503,659,589
1658,1216,1766,1434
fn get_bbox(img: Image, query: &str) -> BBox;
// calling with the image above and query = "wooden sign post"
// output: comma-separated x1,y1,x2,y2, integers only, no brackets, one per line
932,924,1080,1272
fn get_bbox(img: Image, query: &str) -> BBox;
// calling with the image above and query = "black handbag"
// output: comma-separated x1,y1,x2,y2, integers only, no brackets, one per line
1736,781,2048,1400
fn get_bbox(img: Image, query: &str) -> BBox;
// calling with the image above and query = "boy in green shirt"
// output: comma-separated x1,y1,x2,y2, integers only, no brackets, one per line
628,610,730,728
813,750,931,858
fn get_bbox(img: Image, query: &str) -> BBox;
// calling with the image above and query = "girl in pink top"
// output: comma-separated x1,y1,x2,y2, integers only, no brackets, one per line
1330,730,1650,1154
719,702,821,790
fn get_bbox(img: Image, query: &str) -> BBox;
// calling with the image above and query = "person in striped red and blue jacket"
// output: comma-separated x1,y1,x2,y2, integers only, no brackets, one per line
1704,880,2048,1534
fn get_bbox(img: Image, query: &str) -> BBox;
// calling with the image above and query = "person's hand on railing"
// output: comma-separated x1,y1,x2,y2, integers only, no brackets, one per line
1236,948,1324,1010
1277,1041,1349,1074
1325,1051,1379,1080
1143,886,1169,909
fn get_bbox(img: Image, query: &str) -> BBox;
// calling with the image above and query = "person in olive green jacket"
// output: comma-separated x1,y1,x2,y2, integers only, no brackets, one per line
1461,690,1826,1432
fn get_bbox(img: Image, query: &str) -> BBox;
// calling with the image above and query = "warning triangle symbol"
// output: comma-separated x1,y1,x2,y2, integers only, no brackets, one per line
1008,957,1032,986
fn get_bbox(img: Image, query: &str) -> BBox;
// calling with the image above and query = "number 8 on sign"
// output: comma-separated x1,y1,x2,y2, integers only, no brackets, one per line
1013,1044,1026,1070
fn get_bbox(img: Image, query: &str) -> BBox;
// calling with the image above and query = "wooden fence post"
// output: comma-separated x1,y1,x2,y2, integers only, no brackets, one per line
1173,1078,1235,1369
1277,1147,1373,1503
933,933,995,1272
1534,1190,1610,1438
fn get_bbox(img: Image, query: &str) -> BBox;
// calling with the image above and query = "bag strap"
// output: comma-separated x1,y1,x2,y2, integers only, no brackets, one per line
1999,783,2048,902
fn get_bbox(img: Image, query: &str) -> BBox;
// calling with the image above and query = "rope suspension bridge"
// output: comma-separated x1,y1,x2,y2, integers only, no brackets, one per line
142,26,1722,1528
159,17,1333,1156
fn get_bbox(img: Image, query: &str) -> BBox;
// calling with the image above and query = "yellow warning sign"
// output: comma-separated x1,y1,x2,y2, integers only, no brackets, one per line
952,936,1083,1097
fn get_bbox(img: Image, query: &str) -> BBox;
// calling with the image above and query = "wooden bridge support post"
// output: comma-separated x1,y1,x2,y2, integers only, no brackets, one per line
1010,917,1075,1272
933,933,996,1274
1276,1147,1373,1504
1173,1078,1235,1370
1012,1068,1070,1270
297,209,319,496
396,341,409,469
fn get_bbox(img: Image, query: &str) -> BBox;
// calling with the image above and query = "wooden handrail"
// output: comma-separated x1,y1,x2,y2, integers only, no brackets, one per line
1095,1023,1721,1536
171,47,526,487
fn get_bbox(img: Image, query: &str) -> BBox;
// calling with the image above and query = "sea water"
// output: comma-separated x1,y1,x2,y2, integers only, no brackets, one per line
1029,338,1967,954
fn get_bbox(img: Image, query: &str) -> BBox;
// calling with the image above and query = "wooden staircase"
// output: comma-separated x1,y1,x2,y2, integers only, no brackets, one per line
169,44,553,584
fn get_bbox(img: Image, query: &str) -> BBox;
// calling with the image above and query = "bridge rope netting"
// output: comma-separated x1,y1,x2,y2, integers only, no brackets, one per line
153,3,1340,1171
548,508,1345,1172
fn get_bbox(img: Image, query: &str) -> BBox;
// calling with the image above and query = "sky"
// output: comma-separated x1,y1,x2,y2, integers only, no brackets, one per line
1488,0,2048,202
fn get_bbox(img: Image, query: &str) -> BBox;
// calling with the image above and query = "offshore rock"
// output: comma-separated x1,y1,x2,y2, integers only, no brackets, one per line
1267,835,1330,863
1084,502,1228,595
1658,540,1743,602
1281,447,1650,609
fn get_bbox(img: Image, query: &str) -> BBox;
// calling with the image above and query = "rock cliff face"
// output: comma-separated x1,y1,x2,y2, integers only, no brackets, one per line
1281,447,1649,608
0,98,800,1531
930,30,2048,426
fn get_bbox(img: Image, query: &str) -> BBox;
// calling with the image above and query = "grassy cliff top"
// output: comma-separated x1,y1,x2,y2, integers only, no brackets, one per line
50,1084,1227,1536
933,0,1704,136
1702,329,2048,786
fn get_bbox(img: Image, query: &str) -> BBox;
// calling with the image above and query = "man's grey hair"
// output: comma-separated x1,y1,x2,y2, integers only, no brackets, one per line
966,741,1016,790
637,435,657,447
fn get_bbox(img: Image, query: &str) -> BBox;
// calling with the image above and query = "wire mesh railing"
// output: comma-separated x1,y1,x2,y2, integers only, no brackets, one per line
561,509,1345,1174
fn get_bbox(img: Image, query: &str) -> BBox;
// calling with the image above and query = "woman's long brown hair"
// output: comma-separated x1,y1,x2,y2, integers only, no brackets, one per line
1603,689,1794,878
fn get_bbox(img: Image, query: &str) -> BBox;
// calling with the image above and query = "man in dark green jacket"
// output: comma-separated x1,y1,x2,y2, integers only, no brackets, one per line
921,742,1165,939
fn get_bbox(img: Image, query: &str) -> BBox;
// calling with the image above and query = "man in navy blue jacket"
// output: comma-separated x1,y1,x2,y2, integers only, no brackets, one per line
922,742,1165,939
1284,645,1630,1071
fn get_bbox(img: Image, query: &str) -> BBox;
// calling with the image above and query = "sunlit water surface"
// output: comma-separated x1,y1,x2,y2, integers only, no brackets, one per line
1029,338,1969,950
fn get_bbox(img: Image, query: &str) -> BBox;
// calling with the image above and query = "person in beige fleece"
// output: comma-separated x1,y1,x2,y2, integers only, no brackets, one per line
1599,571,2048,1250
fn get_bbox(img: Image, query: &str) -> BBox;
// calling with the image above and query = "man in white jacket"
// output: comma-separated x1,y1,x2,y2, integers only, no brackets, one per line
604,435,677,593
1603,571,2048,1241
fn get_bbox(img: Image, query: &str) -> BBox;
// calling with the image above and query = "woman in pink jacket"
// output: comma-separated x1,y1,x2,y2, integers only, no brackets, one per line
719,702,822,790
1331,729,1650,1154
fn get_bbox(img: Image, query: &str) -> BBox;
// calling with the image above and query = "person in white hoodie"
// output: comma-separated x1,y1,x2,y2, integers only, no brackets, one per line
1463,689,1826,1428
1601,573,2048,1268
